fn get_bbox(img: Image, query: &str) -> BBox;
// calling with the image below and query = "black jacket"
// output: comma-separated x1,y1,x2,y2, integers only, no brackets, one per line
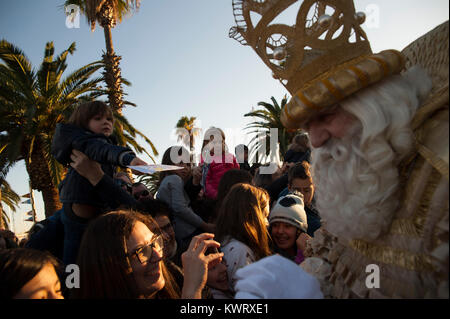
51,123,135,206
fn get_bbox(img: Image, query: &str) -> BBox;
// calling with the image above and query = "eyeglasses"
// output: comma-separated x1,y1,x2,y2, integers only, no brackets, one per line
134,190,150,200
128,235,164,264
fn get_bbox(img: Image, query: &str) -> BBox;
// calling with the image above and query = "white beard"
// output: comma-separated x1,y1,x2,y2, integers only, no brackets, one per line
311,123,400,242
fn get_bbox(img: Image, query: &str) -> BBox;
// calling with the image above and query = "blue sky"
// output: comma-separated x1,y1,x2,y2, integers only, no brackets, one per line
1,0,448,234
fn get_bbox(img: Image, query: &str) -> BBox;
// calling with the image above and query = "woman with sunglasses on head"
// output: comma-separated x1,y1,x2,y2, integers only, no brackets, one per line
73,210,223,299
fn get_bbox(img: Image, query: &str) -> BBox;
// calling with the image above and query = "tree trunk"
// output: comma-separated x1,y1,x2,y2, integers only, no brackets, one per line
23,139,62,218
99,3,127,179
101,14,123,112
40,184,62,218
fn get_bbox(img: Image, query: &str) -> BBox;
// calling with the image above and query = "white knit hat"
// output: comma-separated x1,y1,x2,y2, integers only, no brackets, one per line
269,193,308,232
234,254,323,299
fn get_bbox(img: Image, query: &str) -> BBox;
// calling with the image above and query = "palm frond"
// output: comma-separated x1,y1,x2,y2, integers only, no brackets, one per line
1,179,20,212
244,96,299,161
0,39,35,91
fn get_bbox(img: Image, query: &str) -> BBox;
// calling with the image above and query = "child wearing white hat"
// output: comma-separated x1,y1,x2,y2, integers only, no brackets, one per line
269,192,309,264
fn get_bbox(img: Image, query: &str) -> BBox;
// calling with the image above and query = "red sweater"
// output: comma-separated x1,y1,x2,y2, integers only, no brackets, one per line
201,152,240,199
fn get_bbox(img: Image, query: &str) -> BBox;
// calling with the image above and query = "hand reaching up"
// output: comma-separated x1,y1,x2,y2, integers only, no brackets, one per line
181,233,224,299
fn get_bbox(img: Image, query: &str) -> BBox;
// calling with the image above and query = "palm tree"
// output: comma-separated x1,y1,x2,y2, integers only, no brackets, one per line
0,179,20,230
175,116,201,163
63,0,140,113
0,40,105,217
1,40,158,218
63,0,156,180
0,153,20,230
244,96,300,162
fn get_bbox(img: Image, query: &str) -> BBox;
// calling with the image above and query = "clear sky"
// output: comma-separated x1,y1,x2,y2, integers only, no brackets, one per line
1,0,448,234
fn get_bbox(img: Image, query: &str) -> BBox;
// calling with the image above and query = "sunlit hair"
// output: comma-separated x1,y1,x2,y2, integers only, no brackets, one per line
215,183,272,260
75,210,181,299
67,101,114,131
312,66,432,241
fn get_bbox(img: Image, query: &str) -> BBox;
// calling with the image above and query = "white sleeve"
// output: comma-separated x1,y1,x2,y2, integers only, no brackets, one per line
222,241,256,290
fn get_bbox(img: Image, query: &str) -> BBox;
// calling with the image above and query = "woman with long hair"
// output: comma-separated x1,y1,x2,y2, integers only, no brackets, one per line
212,169,253,223
215,183,272,290
74,210,223,299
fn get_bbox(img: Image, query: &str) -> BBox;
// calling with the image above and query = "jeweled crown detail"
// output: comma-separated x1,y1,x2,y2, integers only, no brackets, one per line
229,0,372,94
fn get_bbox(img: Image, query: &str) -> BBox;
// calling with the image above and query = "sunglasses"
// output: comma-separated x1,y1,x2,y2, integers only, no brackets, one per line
134,190,150,200
128,235,164,265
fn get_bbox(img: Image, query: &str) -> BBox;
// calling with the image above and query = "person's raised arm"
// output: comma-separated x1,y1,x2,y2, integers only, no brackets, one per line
69,150,140,209
180,233,224,299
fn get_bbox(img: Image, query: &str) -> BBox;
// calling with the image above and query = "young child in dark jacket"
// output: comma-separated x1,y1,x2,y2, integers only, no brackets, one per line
51,101,146,264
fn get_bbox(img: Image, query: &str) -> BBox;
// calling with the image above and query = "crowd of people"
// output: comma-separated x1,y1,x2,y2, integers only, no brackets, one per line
0,103,323,299
1,1,447,300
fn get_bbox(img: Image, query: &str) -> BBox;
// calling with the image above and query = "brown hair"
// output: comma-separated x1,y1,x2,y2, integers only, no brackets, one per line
215,183,272,261
74,210,181,299
160,146,190,181
68,101,114,131
288,161,312,185
213,169,253,222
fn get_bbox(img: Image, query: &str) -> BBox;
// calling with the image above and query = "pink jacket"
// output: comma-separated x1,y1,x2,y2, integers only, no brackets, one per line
201,152,240,199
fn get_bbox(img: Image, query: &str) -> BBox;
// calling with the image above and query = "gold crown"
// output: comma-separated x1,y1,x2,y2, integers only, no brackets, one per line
230,0,405,128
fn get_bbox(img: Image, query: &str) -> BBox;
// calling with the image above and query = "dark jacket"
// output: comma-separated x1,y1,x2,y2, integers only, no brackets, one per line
25,174,141,265
52,123,136,207
305,205,321,237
